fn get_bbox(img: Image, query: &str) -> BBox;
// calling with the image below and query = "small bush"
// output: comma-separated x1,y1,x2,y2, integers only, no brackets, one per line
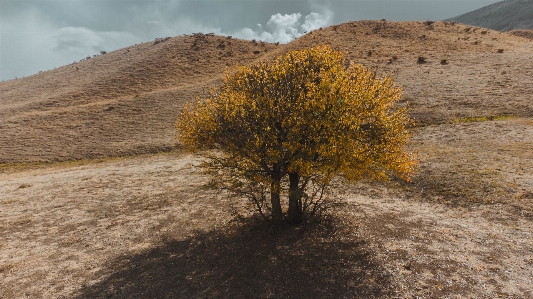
417,56,427,64
153,37,171,45
100,50,107,55
18,183,32,189
440,59,448,65
497,49,504,53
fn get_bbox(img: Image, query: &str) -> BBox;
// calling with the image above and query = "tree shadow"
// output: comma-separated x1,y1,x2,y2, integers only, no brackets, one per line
76,220,391,298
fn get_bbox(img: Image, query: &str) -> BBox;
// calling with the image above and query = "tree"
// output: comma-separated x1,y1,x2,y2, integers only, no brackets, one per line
176,45,416,224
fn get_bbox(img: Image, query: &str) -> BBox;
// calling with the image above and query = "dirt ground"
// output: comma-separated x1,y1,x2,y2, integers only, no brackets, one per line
1,118,532,298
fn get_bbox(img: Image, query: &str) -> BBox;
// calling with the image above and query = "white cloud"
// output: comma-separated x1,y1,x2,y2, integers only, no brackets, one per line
230,10,333,44
266,13,302,43
302,10,333,32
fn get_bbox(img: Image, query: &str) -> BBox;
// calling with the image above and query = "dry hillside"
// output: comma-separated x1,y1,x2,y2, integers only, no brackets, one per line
0,34,281,163
1,21,532,163
1,21,533,298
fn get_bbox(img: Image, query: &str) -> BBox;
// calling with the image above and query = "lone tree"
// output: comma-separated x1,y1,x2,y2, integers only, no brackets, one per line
176,45,416,224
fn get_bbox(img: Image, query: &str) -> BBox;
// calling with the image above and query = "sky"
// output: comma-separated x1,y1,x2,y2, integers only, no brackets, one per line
0,0,501,82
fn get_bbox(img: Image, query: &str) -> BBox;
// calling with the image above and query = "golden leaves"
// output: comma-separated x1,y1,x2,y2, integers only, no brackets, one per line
176,44,417,184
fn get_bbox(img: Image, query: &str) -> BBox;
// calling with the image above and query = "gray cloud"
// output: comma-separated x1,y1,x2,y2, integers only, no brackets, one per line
52,27,139,54
0,0,500,81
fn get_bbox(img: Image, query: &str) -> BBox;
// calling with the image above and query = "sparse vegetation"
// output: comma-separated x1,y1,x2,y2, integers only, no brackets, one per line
153,37,171,45
17,183,32,189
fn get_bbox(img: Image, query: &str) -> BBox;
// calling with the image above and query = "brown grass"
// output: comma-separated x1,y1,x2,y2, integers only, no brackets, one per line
1,21,533,298
1,21,532,163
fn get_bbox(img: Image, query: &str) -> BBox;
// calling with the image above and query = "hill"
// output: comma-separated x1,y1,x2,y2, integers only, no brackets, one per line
446,0,533,31
1,20,532,164
1,21,533,298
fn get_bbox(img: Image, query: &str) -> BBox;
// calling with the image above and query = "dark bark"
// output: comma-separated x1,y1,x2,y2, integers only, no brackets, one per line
287,172,303,224
270,179,283,224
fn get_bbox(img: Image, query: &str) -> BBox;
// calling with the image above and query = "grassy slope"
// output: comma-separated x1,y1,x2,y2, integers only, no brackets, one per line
1,21,532,164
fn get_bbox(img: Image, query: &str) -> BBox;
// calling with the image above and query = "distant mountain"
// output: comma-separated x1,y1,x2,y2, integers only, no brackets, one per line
446,0,533,31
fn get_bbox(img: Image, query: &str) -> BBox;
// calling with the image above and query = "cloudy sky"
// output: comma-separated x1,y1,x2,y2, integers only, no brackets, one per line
0,0,500,82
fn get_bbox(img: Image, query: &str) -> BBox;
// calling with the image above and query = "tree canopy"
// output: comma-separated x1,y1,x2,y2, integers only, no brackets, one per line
176,45,416,224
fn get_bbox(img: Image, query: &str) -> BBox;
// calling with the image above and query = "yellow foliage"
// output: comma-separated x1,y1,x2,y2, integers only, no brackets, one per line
176,45,417,221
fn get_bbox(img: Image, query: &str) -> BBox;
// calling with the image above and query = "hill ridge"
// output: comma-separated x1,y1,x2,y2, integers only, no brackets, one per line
1,20,532,163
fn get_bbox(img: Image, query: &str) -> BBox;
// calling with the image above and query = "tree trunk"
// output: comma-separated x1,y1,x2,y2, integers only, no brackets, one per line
270,179,283,224
287,172,303,224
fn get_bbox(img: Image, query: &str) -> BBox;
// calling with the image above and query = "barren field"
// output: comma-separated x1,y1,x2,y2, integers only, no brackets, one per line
1,119,532,298
1,21,533,298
